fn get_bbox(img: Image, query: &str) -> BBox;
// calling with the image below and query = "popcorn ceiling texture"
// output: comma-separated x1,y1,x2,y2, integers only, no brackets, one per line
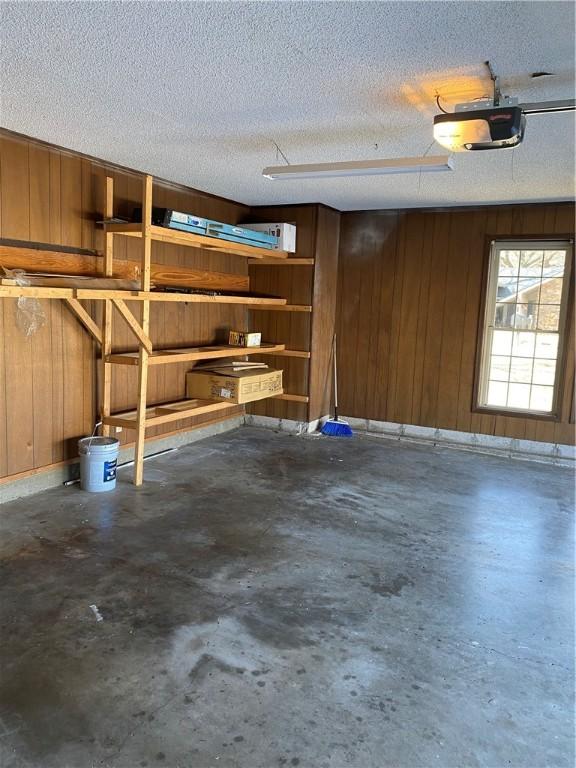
1,1,574,211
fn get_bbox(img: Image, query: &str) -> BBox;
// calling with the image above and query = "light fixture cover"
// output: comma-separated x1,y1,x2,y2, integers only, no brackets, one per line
262,155,453,180
433,107,526,151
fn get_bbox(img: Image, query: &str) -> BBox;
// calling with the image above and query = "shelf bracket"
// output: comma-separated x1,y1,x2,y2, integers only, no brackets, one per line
64,298,103,345
112,298,153,353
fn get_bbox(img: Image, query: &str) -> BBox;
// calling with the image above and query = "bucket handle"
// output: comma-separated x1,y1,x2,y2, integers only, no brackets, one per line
85,421,103,456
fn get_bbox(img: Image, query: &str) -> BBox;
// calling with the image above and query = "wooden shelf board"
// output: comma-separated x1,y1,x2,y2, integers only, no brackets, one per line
0,285,287,307
103,398,239,429
76,289,287,306
249,304,312,313
274,393,310,403
265,349,311,359
0,243,250,292
248,258,314,266
104,222,290,261
107,343,287,366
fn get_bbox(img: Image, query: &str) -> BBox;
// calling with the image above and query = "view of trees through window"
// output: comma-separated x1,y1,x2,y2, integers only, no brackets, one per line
478,241,571,414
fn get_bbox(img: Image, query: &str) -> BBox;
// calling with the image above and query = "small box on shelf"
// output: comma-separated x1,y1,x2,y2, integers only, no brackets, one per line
229,330,262,347
243,223,296,253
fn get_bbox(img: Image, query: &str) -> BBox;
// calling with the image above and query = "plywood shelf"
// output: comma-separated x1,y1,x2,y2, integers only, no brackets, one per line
248,258,314,266
103,398,239,429
266,349,311,359
107,343,287,366
104,222,290,260
250,303,312,313
274,393,310,403
0,285,288,307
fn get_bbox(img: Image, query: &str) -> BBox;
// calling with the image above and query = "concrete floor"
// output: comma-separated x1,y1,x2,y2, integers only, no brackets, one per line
0,427,573,768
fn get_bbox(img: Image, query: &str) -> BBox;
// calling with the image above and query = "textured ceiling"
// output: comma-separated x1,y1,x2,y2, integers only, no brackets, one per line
1,1,575,211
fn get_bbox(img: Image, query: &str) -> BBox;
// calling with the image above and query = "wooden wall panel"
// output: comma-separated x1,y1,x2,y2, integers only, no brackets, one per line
0,130,251,481
309,206,340,421
337,203,575,445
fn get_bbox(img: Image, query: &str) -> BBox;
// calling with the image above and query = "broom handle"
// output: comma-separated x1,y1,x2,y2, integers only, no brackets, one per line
333,333,339,421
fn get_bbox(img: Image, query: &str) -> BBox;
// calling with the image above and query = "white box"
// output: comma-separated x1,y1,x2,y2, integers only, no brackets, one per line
244,223,296,253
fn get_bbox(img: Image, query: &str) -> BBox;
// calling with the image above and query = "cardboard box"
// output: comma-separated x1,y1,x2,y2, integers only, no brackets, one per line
244,223,296,253
186,367,283,404
229,330,262,347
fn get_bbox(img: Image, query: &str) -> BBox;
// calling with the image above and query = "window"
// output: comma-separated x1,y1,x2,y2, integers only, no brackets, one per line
477,239,573,416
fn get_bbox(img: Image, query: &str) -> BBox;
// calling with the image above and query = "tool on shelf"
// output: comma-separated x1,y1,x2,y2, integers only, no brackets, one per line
132,207,280,250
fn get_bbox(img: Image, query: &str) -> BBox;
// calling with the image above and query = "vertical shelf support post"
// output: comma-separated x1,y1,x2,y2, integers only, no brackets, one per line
101,176,114,437
133,174,153,485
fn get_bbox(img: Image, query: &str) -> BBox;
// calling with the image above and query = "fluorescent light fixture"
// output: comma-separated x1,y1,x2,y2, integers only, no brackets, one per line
262,155,453,180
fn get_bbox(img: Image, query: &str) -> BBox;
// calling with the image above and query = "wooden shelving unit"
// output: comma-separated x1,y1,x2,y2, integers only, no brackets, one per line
103,222,291,260
98,175,306,484
0,173,312,485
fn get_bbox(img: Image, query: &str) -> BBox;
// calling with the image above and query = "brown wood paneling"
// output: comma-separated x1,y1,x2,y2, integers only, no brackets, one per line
337,211,401,422
419,212,452,427
410,213,436,424
309,206,340,421
0,130,252,481
337,203,575,445
29,145,51,243
457,209,490,434
392,213,426,423
436,211,474,430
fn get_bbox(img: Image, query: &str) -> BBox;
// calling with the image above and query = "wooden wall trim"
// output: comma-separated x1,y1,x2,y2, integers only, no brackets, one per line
341,200,576,216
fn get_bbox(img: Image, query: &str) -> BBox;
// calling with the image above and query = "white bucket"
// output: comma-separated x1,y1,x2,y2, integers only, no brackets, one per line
78,436,120,492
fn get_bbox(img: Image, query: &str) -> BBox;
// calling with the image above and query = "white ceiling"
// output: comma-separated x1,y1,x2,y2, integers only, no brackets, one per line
1,1,575,211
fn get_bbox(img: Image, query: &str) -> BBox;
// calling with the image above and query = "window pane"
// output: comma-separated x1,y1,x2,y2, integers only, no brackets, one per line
519,250,543,276
537,305,560,331
535,333,559,359
533,358,556,386
494,303,515,328
512,331,535,357
540,278,563,304
497,276,518,301
530,385,554,412
517,277,540,303
498,250,520,275
489,356,510,381
492,330,513,355
507,383,531,409
513,303,536,329
510,357,533,383
542,250,566,276
487,380,508,406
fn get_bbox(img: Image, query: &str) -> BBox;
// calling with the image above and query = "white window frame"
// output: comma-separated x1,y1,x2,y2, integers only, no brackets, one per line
477,239,573,418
